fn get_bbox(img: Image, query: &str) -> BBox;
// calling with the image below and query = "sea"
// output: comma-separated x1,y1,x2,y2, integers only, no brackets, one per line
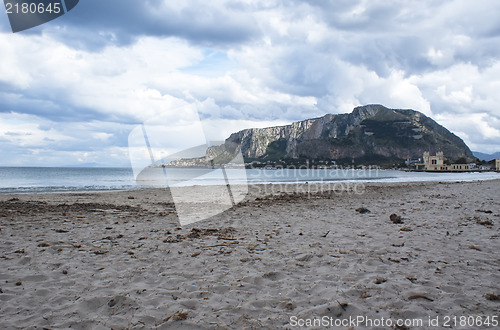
0,166,499,194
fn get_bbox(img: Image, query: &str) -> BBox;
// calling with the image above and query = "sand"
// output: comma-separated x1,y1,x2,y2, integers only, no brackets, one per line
0,180,499,329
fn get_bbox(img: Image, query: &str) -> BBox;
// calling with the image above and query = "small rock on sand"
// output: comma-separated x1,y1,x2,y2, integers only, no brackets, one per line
390,213,403,223
485,293,500,301
356,207,371,214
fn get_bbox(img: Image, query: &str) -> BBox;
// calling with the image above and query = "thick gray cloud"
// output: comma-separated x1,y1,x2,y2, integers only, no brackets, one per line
51,0,260,50
0,0,499,166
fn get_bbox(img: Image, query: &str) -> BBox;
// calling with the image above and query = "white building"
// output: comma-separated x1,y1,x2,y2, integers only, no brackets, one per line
416,152,471,172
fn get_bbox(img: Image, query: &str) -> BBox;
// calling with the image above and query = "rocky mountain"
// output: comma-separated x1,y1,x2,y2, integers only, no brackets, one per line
473,151,500,161
207,104,473,166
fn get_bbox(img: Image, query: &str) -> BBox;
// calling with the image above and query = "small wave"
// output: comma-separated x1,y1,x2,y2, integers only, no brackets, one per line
0,185,139,194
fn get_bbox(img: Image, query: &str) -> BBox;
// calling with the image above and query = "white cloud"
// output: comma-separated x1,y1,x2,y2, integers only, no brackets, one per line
0,112,136,166
435,112,500,153
0,112,72,147
0,33,205,121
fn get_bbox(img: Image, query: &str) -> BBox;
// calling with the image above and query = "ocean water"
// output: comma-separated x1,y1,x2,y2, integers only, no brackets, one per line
0,166,498,193
0,167,136,193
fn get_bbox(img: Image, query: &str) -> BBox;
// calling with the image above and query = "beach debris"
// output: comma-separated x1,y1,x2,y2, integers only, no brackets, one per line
14,249,25,253
191,251,201,257
296,254,313,262
356,207,371,214
37,242,51,247
390,214,403,223
218,233,237,241
280,302,296,310
468,244,481,251
374,277,387,284
388,257,400,263
240,257,262,262
62,270,68,275
15,281,22,286
392,242,404,247
187,228,202,238
263,271,280,280
205,228,220,234
476,209,493,214
336,300,348,311
163,235,183,243
359,291,371,299
400,226,413,232
408,294,434,301
321,231,330,238
54,229,69,233
485,293,500,301
476,219,493,227
186,227,236,240
201,241,239,249
93,250,108,255
406,276,417,283
1,200,146,217
338,248,348,254
128,196,135,199
0,287,3,293
163,311,189,322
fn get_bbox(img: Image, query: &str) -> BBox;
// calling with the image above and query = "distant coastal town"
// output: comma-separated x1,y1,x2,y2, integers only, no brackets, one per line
153,151,500,173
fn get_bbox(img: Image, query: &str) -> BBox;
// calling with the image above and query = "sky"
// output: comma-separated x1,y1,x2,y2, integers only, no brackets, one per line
1,0,499,167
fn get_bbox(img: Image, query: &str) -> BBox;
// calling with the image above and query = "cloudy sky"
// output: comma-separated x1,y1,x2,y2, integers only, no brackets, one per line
1,0,499,166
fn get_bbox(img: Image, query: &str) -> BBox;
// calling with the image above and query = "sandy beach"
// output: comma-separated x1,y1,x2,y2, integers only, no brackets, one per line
1,180,499,329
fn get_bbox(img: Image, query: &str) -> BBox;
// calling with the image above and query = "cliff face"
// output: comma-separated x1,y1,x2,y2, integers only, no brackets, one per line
210,104,473,164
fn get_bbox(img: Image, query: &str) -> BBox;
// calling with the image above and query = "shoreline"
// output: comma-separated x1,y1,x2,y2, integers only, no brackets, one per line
1,180,499,328
1,170,499,195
